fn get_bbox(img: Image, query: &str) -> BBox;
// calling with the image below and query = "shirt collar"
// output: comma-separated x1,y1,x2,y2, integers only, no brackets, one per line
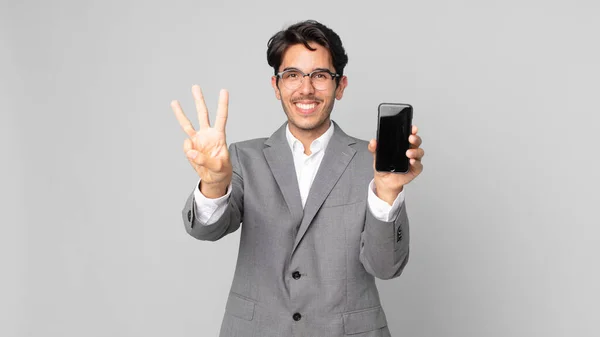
285,120,335,155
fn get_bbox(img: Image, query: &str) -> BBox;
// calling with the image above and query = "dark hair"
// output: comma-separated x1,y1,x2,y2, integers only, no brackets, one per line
267,20,348,84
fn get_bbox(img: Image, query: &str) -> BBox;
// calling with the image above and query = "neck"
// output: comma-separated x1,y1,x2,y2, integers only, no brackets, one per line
289,119,331,156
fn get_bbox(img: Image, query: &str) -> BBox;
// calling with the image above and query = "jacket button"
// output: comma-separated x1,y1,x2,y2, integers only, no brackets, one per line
292,271,301,280
293,313,302,321
187,210,192,222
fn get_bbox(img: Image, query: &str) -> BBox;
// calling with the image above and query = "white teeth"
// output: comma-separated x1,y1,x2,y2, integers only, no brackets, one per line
295,103,316,109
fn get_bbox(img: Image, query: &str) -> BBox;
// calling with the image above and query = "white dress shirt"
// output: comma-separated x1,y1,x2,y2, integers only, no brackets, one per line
194,122,405,224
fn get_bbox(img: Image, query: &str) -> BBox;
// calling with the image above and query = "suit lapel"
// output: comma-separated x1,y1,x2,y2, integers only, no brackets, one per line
263,123,304,224
291,122,357,255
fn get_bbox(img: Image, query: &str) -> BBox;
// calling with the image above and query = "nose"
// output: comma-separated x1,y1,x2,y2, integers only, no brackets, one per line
298,74,316,95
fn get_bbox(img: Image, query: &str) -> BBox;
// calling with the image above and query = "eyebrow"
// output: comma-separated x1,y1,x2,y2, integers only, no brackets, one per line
281,67,333,73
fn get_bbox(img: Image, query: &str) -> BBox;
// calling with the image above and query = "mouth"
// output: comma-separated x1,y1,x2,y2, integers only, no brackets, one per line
293,101,319,115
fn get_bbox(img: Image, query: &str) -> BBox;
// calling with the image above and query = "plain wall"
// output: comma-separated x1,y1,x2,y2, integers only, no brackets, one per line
2,0,599,336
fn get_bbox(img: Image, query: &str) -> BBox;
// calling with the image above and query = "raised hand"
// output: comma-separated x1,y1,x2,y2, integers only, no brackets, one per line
172,85,232,198
368,125,424,205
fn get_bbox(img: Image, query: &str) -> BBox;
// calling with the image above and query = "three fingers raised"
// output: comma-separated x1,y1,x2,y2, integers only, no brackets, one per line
173,85,229,137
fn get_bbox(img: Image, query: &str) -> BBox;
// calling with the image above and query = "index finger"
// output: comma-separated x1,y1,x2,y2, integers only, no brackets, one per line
171,100,196,138
411,125,419,135
214,89,229,132
409,134,422,148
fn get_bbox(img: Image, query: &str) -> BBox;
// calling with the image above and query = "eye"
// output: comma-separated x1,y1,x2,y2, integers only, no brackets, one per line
284,71,301,79
312,71,330,80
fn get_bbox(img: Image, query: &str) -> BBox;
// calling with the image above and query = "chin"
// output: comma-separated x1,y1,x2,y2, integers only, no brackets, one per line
294,117,329,131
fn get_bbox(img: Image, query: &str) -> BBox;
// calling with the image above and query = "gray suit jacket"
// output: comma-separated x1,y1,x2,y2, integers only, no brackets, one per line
182,121,410,337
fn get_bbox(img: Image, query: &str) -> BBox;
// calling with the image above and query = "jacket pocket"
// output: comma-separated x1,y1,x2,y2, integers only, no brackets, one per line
225,293,255,321
342,306,387,335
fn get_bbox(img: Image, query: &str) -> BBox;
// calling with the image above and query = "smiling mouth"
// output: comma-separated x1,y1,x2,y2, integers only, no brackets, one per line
295,102,317,110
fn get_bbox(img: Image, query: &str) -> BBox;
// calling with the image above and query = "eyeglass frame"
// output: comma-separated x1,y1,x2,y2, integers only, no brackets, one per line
275,68,341,91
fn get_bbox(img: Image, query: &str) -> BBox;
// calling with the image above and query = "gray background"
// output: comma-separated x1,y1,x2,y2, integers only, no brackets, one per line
2,0,599,336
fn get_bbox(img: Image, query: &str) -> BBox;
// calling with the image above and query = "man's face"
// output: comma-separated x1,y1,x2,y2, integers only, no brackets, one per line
271,42,348,136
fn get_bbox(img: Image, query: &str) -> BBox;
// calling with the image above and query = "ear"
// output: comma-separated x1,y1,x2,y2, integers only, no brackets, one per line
335,75,348,100
271,76,281,100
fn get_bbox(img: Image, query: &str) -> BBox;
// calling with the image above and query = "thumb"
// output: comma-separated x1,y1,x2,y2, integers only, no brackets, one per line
368,139,377,154
186,150,206,166
368,139,377,172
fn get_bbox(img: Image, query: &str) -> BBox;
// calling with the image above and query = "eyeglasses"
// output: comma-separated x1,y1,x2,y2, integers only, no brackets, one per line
276,68,340,91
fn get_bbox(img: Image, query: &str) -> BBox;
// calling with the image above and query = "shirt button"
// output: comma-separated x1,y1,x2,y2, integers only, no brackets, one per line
292,271,301,280
293,313,302,321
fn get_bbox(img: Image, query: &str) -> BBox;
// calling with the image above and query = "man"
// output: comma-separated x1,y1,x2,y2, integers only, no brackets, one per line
172,20,424,337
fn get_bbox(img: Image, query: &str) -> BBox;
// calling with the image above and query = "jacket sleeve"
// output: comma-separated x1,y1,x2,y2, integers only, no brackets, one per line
359,201,410,280
181,143,244,241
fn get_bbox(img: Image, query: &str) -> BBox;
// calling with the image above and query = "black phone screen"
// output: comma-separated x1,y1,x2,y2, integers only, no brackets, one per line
376,103,413,173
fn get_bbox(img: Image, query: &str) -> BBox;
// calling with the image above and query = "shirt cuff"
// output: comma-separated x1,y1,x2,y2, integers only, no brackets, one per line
193,178,232,225
367,179,405,222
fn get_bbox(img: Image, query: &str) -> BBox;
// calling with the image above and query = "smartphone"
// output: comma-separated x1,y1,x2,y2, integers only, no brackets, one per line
375,103,413,173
